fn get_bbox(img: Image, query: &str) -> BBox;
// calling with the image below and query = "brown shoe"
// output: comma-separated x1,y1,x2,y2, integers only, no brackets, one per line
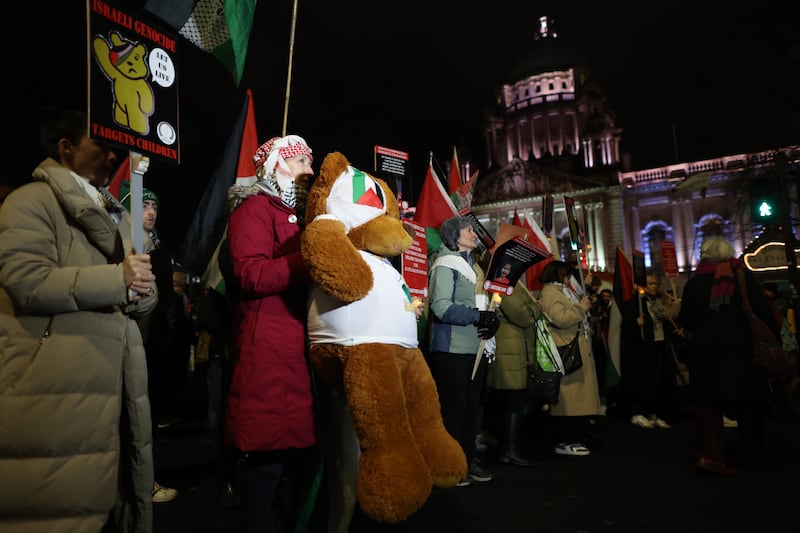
695,456,737,475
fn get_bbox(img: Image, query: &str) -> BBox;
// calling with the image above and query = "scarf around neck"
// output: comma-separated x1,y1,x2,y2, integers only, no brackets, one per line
695,258,740,311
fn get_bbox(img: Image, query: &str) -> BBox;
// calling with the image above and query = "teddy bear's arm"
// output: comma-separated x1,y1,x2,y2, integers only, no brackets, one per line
92,36,117,82
302,218,373,302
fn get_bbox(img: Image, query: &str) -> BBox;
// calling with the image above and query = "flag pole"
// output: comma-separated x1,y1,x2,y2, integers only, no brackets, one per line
282,0,300,136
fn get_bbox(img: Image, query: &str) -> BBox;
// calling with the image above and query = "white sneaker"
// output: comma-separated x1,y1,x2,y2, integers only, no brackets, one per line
631,414,655,429
723,416,738,428
554,443,591,456
152,481,178,503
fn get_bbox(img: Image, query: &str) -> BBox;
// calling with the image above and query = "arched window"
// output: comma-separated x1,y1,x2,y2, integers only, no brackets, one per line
641,220,673,268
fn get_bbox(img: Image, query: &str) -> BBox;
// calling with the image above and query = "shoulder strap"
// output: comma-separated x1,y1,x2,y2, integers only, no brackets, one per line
735,265,752,312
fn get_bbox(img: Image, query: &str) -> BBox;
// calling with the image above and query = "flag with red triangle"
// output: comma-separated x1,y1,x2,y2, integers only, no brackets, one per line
612,246,635,308
107,156,130,200
448,146,461,195
234,89,259,186
179,89,258,291
202,89,260,291
413,156,458,230
606,246,634,389
451,169,478,212
522,214,554,291
413,155,459,255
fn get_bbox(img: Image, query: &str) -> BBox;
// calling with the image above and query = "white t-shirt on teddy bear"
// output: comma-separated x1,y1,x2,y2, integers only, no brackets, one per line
308,251,418,348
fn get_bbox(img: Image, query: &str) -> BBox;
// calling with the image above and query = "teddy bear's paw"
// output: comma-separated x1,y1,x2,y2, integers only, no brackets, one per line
357,449,432,523
413,428,468,488
427,447,468,488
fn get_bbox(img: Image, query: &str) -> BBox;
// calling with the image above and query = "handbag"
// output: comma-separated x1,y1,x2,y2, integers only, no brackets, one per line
557,331,583,376
735,266,792,377
528,317,563,405
528,367,562,406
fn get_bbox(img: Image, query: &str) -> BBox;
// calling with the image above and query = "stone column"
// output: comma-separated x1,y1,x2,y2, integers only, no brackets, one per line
670,200,685,270
630,205,642,252
681,200,696,268
593,203,606,270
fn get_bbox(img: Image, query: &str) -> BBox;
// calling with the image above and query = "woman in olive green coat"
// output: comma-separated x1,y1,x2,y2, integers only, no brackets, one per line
486,281,542,466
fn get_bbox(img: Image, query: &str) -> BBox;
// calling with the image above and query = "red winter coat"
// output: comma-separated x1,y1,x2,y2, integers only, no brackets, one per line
224,192,316,452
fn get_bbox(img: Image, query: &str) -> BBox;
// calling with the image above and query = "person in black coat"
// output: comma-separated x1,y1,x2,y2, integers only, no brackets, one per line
620,273,680,429
677,235,779,475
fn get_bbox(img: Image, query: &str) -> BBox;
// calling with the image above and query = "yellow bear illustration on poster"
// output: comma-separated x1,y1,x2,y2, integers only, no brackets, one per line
93,31,155,136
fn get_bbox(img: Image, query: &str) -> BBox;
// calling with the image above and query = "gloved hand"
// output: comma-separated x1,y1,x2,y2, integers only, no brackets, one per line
475,310,500,339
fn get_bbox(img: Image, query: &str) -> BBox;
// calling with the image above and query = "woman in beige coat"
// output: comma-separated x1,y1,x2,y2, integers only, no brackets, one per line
539,261,601,456
0,109,157,532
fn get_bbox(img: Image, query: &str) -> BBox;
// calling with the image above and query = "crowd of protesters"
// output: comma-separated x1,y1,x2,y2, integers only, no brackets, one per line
3,108,799,533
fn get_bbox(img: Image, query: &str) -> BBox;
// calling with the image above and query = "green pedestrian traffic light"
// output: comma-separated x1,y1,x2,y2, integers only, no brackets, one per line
750,177,779,224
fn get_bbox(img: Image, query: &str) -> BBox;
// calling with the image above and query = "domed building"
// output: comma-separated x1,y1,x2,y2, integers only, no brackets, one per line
469,15,799,289
472,15,624,272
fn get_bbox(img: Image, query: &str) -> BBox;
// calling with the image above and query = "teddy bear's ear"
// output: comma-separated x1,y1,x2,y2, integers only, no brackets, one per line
305,151,351,223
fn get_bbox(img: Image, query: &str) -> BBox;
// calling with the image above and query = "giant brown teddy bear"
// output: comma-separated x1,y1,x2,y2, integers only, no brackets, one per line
302,151,467,524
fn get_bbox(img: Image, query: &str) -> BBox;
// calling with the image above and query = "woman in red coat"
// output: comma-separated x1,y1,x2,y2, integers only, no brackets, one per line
224,135,315,533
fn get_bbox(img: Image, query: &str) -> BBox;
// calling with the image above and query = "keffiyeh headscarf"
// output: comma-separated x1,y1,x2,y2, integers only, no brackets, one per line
253,135,313,211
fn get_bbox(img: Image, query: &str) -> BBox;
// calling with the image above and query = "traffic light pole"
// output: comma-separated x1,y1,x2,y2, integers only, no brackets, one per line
774,153,800,347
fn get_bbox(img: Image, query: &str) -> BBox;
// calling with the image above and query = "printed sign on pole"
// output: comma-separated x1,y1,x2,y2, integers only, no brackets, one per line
661,241,679,278
401,220,428,298
563,196,581,250
88,0,180,164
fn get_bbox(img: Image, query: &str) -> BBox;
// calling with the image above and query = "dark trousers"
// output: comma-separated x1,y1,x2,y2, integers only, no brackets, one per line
428,351,486,463
244,451,286,533
625,340,676,421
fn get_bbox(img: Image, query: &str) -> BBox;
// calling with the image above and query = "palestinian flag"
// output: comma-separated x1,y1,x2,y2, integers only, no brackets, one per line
145,0,257,85
606,246,634,389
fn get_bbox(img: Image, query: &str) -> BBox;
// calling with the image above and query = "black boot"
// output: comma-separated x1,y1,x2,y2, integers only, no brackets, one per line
498,413,534,467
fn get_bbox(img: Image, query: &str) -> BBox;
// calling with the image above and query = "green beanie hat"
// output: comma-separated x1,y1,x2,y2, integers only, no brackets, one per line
119,180,159,211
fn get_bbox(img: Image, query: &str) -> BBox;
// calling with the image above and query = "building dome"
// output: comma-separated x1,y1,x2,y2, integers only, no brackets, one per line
507,16,586,81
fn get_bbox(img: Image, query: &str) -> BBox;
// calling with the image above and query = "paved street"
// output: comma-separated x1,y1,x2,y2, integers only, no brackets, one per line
153,404,800,532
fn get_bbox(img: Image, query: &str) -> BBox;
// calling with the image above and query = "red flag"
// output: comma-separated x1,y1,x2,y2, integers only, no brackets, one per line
523,214,553,291
107,156,129,200
413,156,458,230
512,207,521,227
447,146,461,194
235,89,259,186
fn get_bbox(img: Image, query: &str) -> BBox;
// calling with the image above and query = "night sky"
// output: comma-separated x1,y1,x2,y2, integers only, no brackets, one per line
6,1,800,257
